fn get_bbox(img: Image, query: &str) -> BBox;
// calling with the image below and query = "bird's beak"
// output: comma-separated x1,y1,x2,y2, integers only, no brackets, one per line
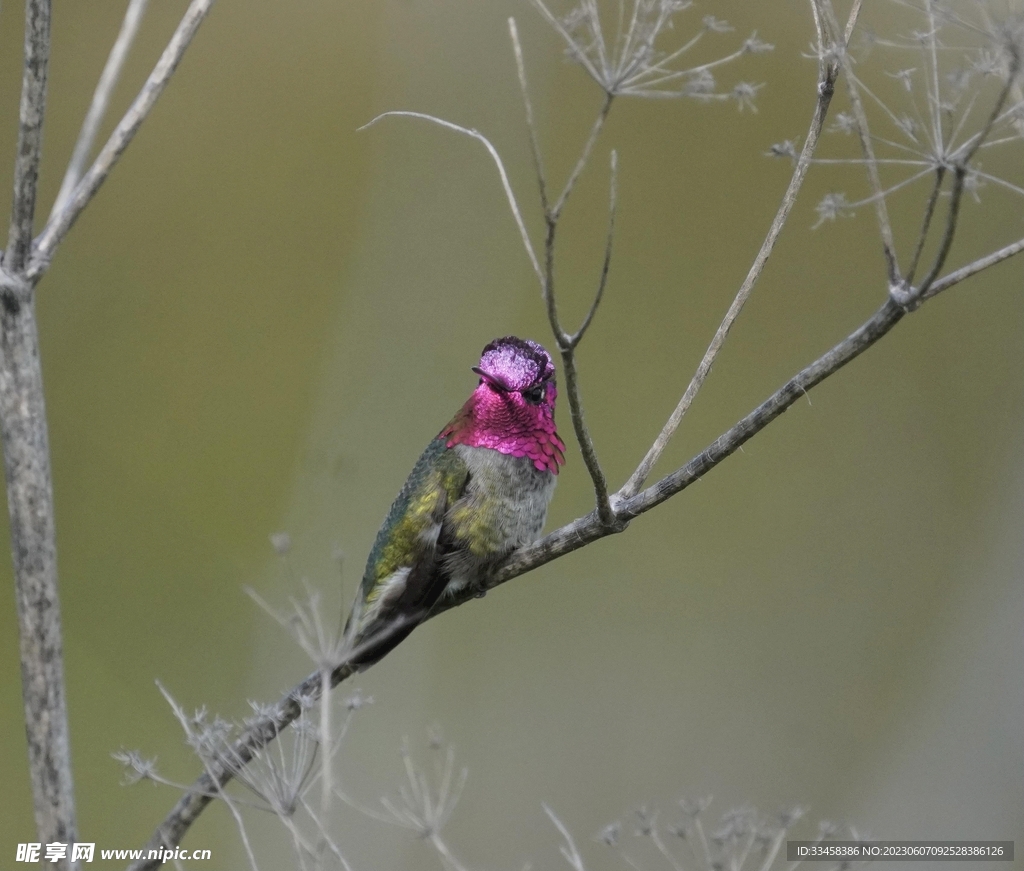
472,367,510,391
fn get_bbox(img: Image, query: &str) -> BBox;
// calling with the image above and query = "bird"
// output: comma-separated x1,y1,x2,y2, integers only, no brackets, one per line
345,336,565,669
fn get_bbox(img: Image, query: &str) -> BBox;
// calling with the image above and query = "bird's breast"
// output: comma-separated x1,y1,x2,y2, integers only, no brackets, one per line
444,444,556,589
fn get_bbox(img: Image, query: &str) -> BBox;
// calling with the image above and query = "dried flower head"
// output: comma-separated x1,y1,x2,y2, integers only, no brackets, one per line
531,0,772,105
811,1,1024,223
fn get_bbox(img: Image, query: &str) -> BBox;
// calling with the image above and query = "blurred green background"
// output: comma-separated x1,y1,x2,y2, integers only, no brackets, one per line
0,0,1021,868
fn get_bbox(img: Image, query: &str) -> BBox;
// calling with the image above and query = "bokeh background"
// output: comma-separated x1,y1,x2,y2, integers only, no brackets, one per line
0,0,1022,868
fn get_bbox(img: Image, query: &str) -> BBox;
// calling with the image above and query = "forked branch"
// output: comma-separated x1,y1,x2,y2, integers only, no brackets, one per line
620,0,863,498
0,0,214,865
50,0,152,219
29,0,216,281
819,0,900,286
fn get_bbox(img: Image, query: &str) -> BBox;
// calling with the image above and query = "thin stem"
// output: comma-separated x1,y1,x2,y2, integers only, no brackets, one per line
128,617,417,871
843,0,864,44
957,46,1021,168
914,166,965,297
902,46,1020,306
429,833,472,871
29,0,216,281
538,215,612,522
510,17,550,215
624,40,753,91
821,0,901,286
924,0,944,154
544,804,589,871
968,169,1024,199
693,817,715,871
757,828,789,871
298,797,357,871
50,0,151,220
620,0,851,498
359,111,544,287
489,298,909,585
921,234,1024,301
569,149,617,347
561,349,616,526
650,826,686,871
905,166,946,286
319,670,331,816
5,0,51,274
529,0,606,92
552,91,613,219
629,28,706,83
542,220,568,345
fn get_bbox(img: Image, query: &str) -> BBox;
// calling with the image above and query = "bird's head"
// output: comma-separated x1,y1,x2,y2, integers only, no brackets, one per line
442,336,565,472
472,336,557,412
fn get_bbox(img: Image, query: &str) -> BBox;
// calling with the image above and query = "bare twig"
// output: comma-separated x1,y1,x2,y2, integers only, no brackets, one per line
620,0,860,499
920,234,1024,301
298,797,357,871
510,23,616,523
552,91,613,219
570,150,617,348
548,152,619,526
819,0,900,285
905,167,945,287
560,347,616,526
358,111,544,286
912,166,967,299
128,617,417,871
650,824,686,871
510,17,550,214
29,0,216,281
5,0,51,273
50,0,151,219
544,804,589,871
429,833,472,871
896,42,1021,308
489,297,908,586
528,0,606,89
1,3,80,866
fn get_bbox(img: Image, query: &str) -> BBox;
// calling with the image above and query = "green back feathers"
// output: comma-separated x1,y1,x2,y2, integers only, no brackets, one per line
361,437,469,598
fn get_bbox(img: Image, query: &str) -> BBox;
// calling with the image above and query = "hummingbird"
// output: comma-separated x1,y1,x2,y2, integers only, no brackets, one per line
345,336,565,669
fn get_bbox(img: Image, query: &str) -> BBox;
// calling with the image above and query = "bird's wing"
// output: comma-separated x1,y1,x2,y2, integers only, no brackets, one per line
348,437,470,664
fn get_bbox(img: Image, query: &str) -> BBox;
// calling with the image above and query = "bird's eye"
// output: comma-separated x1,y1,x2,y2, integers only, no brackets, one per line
523,385,545,404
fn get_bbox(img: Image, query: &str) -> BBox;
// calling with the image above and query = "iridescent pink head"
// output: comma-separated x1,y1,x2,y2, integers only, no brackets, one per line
441,336,565,473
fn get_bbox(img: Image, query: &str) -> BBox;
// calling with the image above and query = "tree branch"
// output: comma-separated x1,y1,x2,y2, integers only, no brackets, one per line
819,0,900,287
551,91,613,220
892,40,1020,310
569,150,616,348
5,0,51,274
0,291,78,866
1,3,80,865
509,17,550,216
50,0,151,220
358,111,544,288
510,26,616,523
620,0,857,499
921,235,1024,302
28,0,216,282
555,152,619,526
